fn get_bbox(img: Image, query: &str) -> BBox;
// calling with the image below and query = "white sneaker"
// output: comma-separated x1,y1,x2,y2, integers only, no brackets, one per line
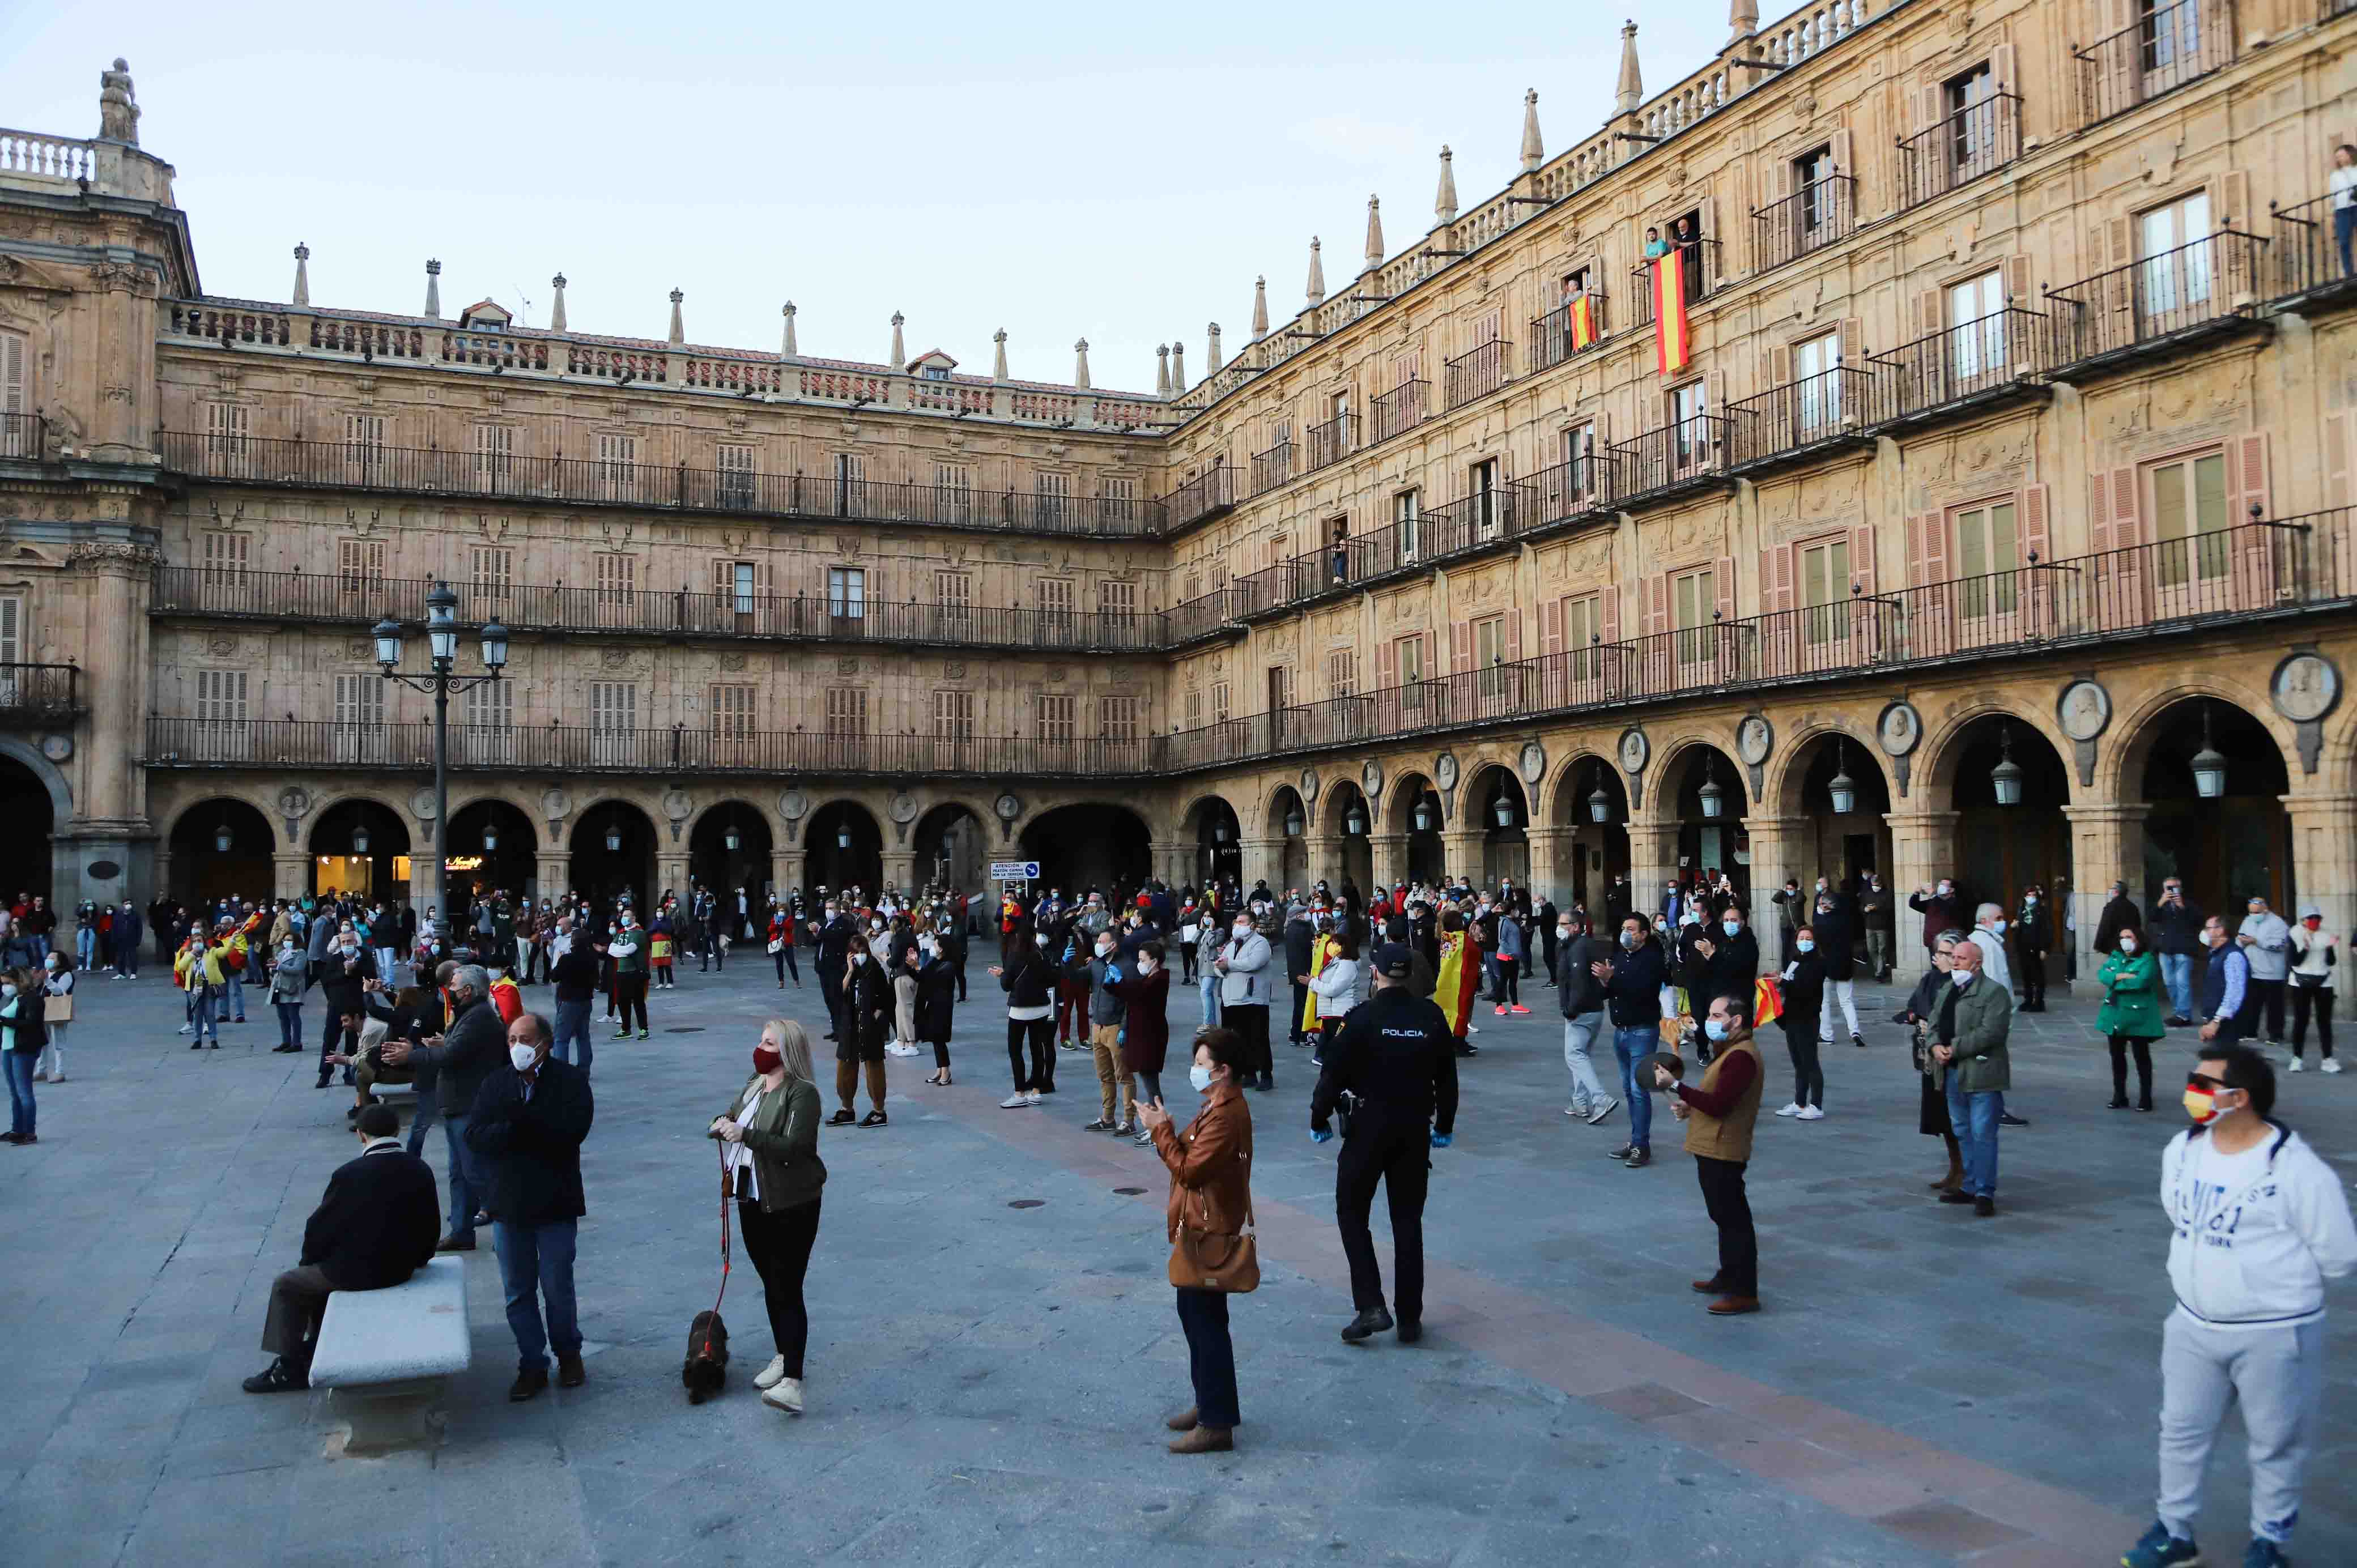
999,1092,1031,1109
1774,1101,1804,1118
752,1353,787,1390
1564,1103,1588,1118
2288,1058,2305,1072
1797,1105,1825,1120
1024,1089,1042,1105
1586,1096,1618,1126
2324,1058,2344,1074
761,1377,804,1415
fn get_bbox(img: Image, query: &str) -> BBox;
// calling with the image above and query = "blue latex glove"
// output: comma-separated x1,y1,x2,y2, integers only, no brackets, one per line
1430,1132,1452,1148
1310,1128,1331,1144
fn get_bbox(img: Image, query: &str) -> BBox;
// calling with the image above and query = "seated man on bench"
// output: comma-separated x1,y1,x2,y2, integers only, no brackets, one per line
329,1017,416,1125
245,1102,441,1393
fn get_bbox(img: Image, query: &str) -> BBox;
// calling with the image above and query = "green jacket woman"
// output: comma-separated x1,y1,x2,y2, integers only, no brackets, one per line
2095,947,2165,1041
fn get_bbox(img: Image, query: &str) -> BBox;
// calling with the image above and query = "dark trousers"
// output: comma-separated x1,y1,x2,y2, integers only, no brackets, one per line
775,945,799,985
614,974,648,1032
1695,1154,1757,1298
1226,1004,1271,1079
318,1009,355,1082
274,1000,303,1049
738,1196,821,1379
1006,1015,1054,1092
2250,977,2287,1041
2291,983,2335,1058
1173,1287,1240,1429
1288,982,1309,1041
1335,1123,1429,1323
818,972,844,1036
1180,946,1198,983
1782,1025,1823,1109
260,1263,337,1370
2020,951,2047,1007
2109,1034,2156,1104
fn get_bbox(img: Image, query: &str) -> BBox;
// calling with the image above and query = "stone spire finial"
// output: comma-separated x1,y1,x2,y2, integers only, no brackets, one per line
98,58,140,146
424,258,441,319
1305,237,1326,306
1250,276,1269,340
1728,0,1759,42
992,327,1009,383
1433,146,1458,225
1155,344,1171,397
667,288,684,345
1615,22,1644,114
1363,196,1385,274
292,243,310,307
1206,321,1223,372
781,301,798,357
1169,339,1185,390
1073,338,1092,390
549,274,568,331
1520,89,1544,172
888,311,906,372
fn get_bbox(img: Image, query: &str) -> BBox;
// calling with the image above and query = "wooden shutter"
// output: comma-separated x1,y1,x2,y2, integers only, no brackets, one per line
2109,465,2142,549
1641,573,1669,635
1828,128,1853,181
2088,472,2116,553
1848,524,1878,595
2002,255,2031,309
1423,628,1437,678
2325,411,2353,510
1376,638,1397,689
0,332,23,414
1539,597,1564,655
1907,512,1951,584
1601,581,1622,644
1713,555,1737,623
2232,432,2272,523
1759,544,1797,613
1450,619,1475,674
1504,608,1524,663
1990,44,2018,100
2216,171,2250,233
2018,484,2052,563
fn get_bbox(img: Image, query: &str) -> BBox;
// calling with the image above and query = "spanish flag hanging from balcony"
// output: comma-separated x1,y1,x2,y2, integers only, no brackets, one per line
1568,293,1597,352
1652,253,1691,376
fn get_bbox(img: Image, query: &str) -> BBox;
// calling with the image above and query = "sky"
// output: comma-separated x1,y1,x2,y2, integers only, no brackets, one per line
2,0,1742,396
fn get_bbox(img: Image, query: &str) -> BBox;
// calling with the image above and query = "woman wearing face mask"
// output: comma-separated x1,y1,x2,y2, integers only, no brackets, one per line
268,938,306,1055
1107,941,1173,1145
989,929,1058,1107
2286,905,2340,1073
2098,923,2164,1111
1774,926,1827,1120
912,934,958,1084
889,922,923,1058
1304,932,1362,1067
3,967,49,1143
1897,932,1966,1192
177,932,225,1050
1138,1026,1253,1454
709,1019,827,1416
36,951,72,1084
833,940,892,1128
1195,917,1225,1027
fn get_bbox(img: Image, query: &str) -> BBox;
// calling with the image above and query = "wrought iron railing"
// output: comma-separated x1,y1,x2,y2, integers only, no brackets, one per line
1250,439,1294,496
1752,175,1856,273
1607,415,1735,506
2074,0,2236,128
2042,231,2266,369
155,432,1166,538
1869,307,2051,420
1165,461,1236,527
1443,340,1509,409
1628,239,1721,331
0,411,44,461
1896,93,2023,211
2265,190,2357,301
1307,412,1355,471
1724,366,1886,467
1524,453,1616,529
1369,379,1428,444
0,663,80,721
1529,293,1610,371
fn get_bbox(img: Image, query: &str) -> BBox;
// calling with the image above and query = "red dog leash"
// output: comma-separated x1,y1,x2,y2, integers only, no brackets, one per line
701,1139,733,1359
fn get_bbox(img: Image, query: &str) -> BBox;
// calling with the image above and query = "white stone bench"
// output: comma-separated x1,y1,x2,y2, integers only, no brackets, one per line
308,1255,471,1456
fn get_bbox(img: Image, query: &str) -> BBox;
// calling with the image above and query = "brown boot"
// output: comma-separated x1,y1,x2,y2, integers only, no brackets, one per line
1164,1406,1199,1432
1168,1424,1233,1454
1928,1165,1963,1191
1705,1295,1761,1316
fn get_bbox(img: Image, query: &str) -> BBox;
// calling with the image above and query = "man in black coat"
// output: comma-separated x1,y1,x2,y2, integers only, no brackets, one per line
811,901,858,1041
1535,892,1560,984
112,898,143,978
2013,884,2053,1012
2091,880,2139,965
1283,905,1316,1045
243,1103,440,1393
467,1010,594,1400
382,964,507,1253
1682,906,1760,1029
1812,890,1862,1047
313,926,377,1090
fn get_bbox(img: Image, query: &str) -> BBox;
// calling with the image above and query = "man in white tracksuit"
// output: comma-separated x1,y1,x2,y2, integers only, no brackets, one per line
2121,1043,2357,1568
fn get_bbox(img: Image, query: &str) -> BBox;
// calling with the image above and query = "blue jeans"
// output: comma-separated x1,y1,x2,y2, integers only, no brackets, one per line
2337,204,2355,278
193,990,219,1043
1945,1081,2003,1198
493,1217,581,1371
553,998,593,1074
1613,1024,1657,1150
441,1112,482,1243
1199,974,1221,1025
30,935,48,965
223,972,244,1020
2159,952,2194,1019
4,1050,34,1138
274,1000,303,1049
75,928,94,969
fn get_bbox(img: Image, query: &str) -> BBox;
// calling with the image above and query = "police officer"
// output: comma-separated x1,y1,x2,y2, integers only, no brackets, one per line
1309,942,1460,1345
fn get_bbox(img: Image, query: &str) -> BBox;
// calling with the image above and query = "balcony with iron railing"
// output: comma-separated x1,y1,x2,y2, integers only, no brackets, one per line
2265,190,2357,307
1629,240,1722,332
1524,453,1619,531
2041,231,2269,377
1,411,45,461
1607,416,1735,508
1896,93,2024,212
1250,439,1294,497
1724,365,1886,472
1369,379,1429,444
1166,461,1236,528
1528,292,1611,372
2073,0,2237,129
156,432,1168,538
1443,340,1510,410
1752,176,1857,274
1307,412,1356,472
1867,307,2052,427
0,663,81,723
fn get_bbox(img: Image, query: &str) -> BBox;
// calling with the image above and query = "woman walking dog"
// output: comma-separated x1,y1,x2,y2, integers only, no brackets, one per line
709,1019,827,1416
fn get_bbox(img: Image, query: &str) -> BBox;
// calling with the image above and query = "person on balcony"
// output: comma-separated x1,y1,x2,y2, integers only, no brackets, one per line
2332,143,2357,279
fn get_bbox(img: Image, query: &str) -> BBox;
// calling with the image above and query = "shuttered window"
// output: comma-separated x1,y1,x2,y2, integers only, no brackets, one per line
1099,695,1140,742
463,679,513,728
597,432,639,499
1210,681,1231,724
1954,501,2019,617
337,538,388,597
1326,647,1356,698
0,595,19,667
827,567,865,620
590,682,636,729
936,462,974,522
1035,470,1071,527
201,530,251,584
595,553,637,606
343,413,386,480
717,442,755,508
1674,565,1716,665
1037,693,1075,744
2150,450,2230,587
197,668,248,727
1099,580,1136,618
333,672,385,728
824,687,867,735
1101,475,1138,526
473,423,515,489
471,546,513,605
1799,535,1852,642
709,683,756,738
933,689,974,739
206,402,251,474
0,333,24,458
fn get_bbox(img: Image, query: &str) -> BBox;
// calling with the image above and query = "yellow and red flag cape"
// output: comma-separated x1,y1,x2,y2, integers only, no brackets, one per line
1652,253,1691,376
1754,973,1783,1029
1433,928,1480,1037
1568,293,1597,352
1300,932,1337,1033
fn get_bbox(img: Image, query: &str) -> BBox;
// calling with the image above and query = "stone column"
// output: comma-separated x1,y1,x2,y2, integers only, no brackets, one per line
1440,829,1486,887
537,853,571,904
1626,819,1680,913
2061,802,2151,985
1741,815,1806,924
2282,793,2357,940
880,849,918,894
273,851,312,902
771,847,806,899
1151,839,1191,887
71,541,157,833
1368,833,1408,893
658,853,691,901
1883,809,1960,983
1525,826,1575,902
1300,834,1341,895
1240,836,1283,891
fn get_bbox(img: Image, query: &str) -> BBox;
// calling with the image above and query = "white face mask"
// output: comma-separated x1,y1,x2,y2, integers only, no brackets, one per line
1556,926,1572,941
1,983,14,998
1232,924,1250,939
509,1043,539,1072
1952,969,1973,987
1992,919,2008,934
1189,1064,1215,1093
2120,938,2138,953
851,952,866,965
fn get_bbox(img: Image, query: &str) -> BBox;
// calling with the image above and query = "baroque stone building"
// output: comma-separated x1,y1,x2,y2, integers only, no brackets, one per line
3,0,2356,977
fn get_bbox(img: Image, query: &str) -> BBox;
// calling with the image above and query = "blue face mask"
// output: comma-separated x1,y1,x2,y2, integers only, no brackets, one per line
1722,921,1740,936
1796,939,1815,953
1703,1018,1729,1041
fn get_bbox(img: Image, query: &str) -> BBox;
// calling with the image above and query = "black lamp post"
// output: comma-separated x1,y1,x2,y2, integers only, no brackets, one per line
375,581,508,926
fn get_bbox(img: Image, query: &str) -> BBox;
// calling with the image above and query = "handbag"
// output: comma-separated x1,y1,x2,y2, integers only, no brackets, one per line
767,939,783,955
1168,1188,1259,1293
45,990,73,1023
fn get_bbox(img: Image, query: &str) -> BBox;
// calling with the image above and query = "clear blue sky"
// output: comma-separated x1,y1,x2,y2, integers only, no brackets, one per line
2,1,1739,394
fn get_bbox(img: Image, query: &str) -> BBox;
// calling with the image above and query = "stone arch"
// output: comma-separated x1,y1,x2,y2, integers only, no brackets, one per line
2102,675,2297,805
689,798,776,906
1384,769,1439,831
1260,777,1309,839
909,800,988,894
569,797,662,913
1020,800,1152,894
1649,733,1750,819
165,794,278,907
1179,791,1244,889
1765,718,1892,820
805,798,886,896
0,735,73,822
1918,701,2078,808
1543,748,1626,825
2115,689,2296,911
1462,761,1531,888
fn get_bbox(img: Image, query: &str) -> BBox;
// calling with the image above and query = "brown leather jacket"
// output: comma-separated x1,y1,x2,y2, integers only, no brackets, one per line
1151,1079,1253,1240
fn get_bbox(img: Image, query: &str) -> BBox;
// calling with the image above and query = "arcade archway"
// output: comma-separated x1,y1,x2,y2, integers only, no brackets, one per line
169,798,273,909
1021,802,1151,896
570,800,659,914
309,798,412,906
805,801,883,898
448,799,537,905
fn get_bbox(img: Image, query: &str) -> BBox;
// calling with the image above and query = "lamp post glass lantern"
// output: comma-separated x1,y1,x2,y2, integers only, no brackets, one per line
1828,740,1857,815
1346,806,1367,836
214,819,232,854
351,826,371,855
1587,767,1611,824
372,579,505,922
1990,724,2025,808
2191,702,2228,800
1699,756,1725,820
1414,798,1435,832
1285,807,1304,836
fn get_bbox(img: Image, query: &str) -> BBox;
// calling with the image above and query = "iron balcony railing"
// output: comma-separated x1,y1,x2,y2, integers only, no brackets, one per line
1,411,44,461
1896,93,2024,211
2265,190,2357,302
155,432,1166,538
1752,175,1857,274
1607,415,1735,506
151,566,1193,653
1161,587,1245,644
1628,238,1722,330
2042,231,2266,371
2074,0,2237,129
1369,378,1428,443
0,663,80,721
1250,439,1294,496
1724,365,1887,468
1529,292,1611,372
1166,461,1236,527
1307,412,1356,471
1525,452,1618,529
1443,340,1509,410
1868,306,2052,421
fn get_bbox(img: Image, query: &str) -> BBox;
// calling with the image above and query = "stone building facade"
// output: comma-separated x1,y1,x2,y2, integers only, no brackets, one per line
3,2,2356,976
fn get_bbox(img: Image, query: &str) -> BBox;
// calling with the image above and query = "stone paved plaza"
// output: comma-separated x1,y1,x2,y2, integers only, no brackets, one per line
4,957,2353,1567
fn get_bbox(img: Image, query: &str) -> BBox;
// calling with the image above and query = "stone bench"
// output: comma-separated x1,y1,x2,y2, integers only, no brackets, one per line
308,1255,471,1456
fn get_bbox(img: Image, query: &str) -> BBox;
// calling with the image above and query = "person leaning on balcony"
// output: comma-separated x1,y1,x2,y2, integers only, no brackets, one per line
1643,225,1666,259
2332,143,2357,279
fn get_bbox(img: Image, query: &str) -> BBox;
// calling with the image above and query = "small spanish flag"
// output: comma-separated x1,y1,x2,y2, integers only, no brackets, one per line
1568,294,1596,352
1753,973,1783,1029
1653,253,1691,376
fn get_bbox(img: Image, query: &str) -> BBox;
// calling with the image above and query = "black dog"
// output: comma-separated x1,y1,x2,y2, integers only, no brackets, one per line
682,1310,730,1403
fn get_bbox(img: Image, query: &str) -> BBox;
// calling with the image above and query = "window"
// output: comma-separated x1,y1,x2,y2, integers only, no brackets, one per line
1035,470,1071,529
1210,681,1232,724
1560,263,1594,302
1794,144,1836,243
1267,666,1292,712
1101,475,1138,526
1794,333,1843,432
717,442,755,509
1039,577,1074,630
933,689,975,742
833,453,866,516
473,423,514,491
1562,423,1596,504
1099,694,1141,742
2138,192,2212,324
463,678,513,728
205,402,251,472
2140,0,2204,78
596,432,637,499
936,569,972,637
1564,593,1603,677
471,546,513,605
337,538,388,598
1469,458,1501,534
824,687,867,735
1671,380,1709,466
1396,634,1424,685
1326,648,1356,698
1950,500,2020,619
827,567,865,621
343,413,386,480
1185,688,1203,728
0,595,19,668
595,553,637,608
1394,489,1422,559
1037,693,1075,745
1799,534,1853,642
0,330,25,454
2150,450,2230,586
936,462,975,523
1182,570,1202,602
1673,564,1717,664
1099,580,1137,621
709,683,756,738
196,668,248,743
1948,269,2007,382
200,530,250,585
1945,64,1995,178
333,672,385,727
590,681,636,732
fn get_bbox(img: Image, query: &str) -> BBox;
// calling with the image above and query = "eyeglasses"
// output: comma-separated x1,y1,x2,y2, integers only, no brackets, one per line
2186,1072,2233,1093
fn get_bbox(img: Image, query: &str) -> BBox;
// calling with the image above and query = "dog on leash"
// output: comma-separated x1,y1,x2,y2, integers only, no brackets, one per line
682,1310,730,1403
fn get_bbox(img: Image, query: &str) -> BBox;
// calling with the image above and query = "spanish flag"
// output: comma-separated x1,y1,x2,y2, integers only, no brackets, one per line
1754,973,1783,1029
1568,293,1596,352
1652,253,1691,376
1301,931,1337,1034
1433,928,1480,1038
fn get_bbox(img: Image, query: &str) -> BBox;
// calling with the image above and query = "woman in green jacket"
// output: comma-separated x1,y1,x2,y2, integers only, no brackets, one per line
2096,926,2164,1110
709,1017,827,1414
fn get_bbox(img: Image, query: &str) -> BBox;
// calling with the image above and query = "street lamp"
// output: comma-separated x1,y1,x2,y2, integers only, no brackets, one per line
483,824,499,851
352,825,371,854
375,580,508,921
1828,739,1858,815
1699,755,1725,820
1346,804,1367,836
836,826,853,850
605,824,623,854
1587,765,1612,824
724,811,743,853
1492,789,1516,828
2191,702,2228,799
214,816,232,854
1414,795,1436,832
1285,806,1304,836
1990,724,2024,807
1212,821,1231,843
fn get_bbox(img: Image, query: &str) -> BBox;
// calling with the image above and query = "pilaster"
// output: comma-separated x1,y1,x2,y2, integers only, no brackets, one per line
1524,826,1575,902
771,848,805,900
880,850,918,894
273,851,311,902
1626,819,1681,912
2282,792,2357,940
658,854,690,902
1883,809,1962,983
1368,833,1408,893
537,854,571,904
1739,815,1808,919
1240,836,1283,892
1300,834,1342,894
1440,829,1485,887
2061,802,2151,979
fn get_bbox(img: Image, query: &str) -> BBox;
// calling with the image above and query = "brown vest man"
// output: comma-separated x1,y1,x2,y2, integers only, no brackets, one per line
1656,990,1767,1315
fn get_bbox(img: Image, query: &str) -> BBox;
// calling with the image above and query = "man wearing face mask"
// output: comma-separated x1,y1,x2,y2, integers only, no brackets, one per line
2013,884,2051,1013
1909,877,1965,960
1215,908,1275,1092
1857,874,1893,982
1812,888,1862,1050
466,1011,594,1401
1681,905,1759,1034
1083,927,1138,1134
1554,907,1615,1124
1929,939,2011,1216
1656,992,1766,1315
1605,916,1669,1168
1968,903,2014,999
2148,877,2206,1026
382,964,507,1252
811,902,857,1043
834,938,892,1128
2285,904,2341,1073
2124,1044,2355,1568
315,927,376,1089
